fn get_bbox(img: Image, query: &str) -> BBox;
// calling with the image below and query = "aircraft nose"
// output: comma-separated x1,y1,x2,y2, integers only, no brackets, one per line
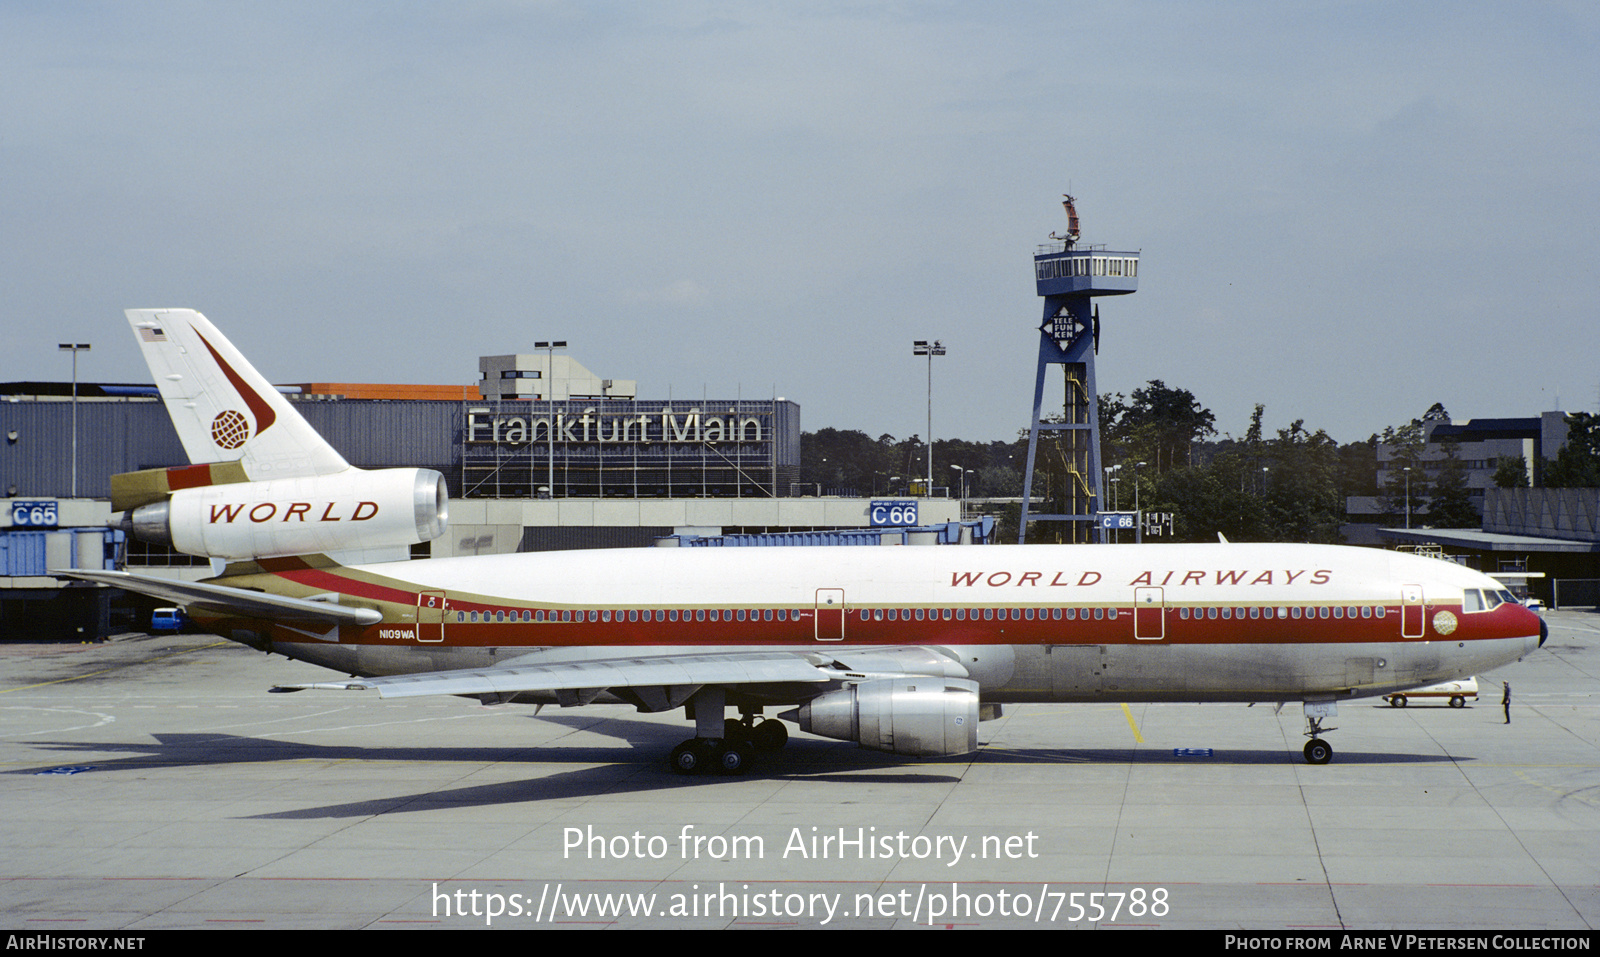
1539,617,1548,648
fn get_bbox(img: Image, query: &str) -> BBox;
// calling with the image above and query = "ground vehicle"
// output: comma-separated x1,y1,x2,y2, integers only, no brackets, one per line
149,607,186,632
1384,677,1479,709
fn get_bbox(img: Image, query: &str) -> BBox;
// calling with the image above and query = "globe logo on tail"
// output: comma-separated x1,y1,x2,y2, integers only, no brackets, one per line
210,409,251,449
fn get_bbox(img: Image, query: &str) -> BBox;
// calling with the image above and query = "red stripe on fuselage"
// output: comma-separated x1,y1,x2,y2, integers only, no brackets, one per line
166,463,220,491
329,601,1531,649
270,567,423,606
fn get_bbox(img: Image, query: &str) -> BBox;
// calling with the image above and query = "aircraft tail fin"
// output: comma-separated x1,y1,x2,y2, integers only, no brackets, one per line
117,309,446,564
125,308,348,479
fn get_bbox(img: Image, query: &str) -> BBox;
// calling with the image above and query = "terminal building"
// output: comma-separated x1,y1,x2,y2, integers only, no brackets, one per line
1343,410,1600,606
1382,411,1571,513
2,350,970,637
1344,410,1574,542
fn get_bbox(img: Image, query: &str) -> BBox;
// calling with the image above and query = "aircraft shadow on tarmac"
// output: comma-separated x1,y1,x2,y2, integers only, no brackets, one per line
13,711,1476,815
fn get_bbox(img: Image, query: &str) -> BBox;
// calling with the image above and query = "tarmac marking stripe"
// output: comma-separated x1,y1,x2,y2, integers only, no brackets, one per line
1120,703,1145,743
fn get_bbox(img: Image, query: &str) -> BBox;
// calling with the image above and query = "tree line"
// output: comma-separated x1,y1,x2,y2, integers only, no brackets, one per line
801,382,1600,544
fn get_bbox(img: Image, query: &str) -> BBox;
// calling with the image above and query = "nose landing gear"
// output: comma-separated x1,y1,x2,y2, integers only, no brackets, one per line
1302,701,1338,765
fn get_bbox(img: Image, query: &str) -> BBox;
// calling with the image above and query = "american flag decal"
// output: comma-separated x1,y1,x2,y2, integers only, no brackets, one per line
138,327,167,342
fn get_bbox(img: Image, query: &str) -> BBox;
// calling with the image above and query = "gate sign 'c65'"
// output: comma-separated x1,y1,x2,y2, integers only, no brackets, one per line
11,501,58,528
870,500,918,527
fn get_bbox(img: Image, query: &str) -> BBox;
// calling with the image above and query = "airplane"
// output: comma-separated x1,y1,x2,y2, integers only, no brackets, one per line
62,309,1547,774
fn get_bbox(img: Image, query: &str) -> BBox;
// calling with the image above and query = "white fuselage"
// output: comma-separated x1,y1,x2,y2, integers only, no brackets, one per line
229,541,1542,706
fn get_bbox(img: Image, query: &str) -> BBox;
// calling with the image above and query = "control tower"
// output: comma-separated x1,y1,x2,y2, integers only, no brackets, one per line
1018,196,1140,543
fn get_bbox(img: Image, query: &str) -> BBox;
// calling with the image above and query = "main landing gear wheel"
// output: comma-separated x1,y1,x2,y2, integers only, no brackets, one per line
673,693,789,776
669,740,711,775
724,717,789,753
667,738,755,776
1303,739,1333,765
718,742,751,774
751,718,788,752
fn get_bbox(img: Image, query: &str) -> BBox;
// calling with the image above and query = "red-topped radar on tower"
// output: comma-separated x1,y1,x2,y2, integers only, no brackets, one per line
1049,194,1081,247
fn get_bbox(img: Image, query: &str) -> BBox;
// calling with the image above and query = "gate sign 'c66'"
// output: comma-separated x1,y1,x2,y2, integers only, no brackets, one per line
11,501,58,528
1098,511,1136,530
870,500,917,527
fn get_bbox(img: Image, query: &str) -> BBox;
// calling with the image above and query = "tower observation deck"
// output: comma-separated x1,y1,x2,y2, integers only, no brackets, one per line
1018,195,1140,543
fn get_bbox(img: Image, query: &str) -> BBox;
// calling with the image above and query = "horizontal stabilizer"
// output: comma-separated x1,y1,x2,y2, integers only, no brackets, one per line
55,568,382,626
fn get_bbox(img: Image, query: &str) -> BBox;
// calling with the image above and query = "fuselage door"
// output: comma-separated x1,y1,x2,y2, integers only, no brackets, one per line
418,591,446,643
1134,586,1165,640
815,588,845,641
1401,584,1424,639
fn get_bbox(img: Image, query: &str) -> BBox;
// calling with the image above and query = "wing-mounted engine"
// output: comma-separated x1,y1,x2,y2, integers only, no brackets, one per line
129,466,448,561
786,677,980,757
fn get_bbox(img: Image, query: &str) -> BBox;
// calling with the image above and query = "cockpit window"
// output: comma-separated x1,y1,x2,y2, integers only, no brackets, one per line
1467,589,1515,612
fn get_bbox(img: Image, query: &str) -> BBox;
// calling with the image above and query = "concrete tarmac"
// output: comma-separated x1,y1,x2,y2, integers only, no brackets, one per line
2,610,1596,930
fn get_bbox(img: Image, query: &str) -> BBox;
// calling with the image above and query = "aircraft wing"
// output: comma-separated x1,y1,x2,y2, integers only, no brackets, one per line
55,568,383,626
279,644,971,712
280,651,835,701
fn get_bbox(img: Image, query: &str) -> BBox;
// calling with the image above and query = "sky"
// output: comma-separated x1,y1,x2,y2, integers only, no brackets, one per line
3,1,1596,446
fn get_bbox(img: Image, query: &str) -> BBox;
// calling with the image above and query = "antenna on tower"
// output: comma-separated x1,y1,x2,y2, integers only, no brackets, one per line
1049,194,1081,247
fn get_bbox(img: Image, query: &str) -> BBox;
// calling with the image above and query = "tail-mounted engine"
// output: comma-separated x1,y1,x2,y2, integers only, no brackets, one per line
129,467,448,560
788,677,980,757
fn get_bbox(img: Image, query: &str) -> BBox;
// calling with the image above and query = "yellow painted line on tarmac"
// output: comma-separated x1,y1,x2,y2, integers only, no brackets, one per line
0,641,228,694
1120,703,1145,743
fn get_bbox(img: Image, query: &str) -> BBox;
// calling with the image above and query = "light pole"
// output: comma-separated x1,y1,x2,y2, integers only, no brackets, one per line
950,464,967,516
58,343,90,498
534,340,566,498
1102,463,1121,542
1134,460,1146,542
912,340,945,496
1403,466,1412,529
